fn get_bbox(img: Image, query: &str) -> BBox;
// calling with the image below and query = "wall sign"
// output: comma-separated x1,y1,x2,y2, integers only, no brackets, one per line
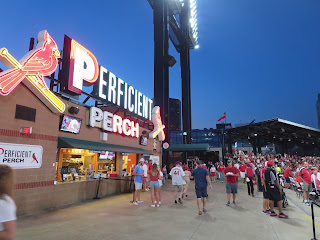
0,30,65,113
88,107,139,138
62,36,153,120
0,142,43,169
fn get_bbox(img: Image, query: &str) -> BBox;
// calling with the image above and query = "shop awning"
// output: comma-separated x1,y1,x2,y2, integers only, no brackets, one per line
164,143,210,152
58,137,153,155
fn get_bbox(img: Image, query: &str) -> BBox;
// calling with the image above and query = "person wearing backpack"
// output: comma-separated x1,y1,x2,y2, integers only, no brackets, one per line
263,161,288,218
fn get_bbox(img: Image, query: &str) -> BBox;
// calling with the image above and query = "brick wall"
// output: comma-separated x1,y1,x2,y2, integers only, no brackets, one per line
0,83,160,215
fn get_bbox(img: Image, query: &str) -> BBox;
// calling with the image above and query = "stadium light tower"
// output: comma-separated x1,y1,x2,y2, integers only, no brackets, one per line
148,0,199,165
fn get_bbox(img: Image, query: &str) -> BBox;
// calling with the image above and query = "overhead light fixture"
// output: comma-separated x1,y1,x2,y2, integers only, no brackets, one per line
68,106,79,114
164,55,177,67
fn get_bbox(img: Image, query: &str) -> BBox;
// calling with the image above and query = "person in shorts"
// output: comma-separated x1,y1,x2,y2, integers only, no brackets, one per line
191,161,212,215
298,162,312,206
148,164,162,207
132,159,144,205
224,160,240,206
264,161,288,218
183,166,191,198
169,162,186,204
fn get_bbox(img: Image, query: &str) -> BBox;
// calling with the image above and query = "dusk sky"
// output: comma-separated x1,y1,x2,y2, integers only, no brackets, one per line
1,0,320,129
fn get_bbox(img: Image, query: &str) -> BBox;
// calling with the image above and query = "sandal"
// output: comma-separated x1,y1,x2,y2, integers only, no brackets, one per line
199,211,203,215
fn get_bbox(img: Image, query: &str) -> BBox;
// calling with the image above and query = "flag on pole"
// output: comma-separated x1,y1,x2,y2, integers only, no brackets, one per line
217,112,226,122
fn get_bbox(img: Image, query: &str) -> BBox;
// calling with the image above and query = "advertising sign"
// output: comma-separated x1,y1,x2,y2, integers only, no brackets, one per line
0,30,65,113
61,35,153,120
0,142,43,169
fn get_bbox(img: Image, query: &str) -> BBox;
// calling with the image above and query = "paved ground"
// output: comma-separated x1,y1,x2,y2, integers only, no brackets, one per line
16,180,320,240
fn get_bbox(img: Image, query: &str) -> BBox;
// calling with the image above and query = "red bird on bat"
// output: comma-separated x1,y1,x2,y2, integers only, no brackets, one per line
0,30,60,95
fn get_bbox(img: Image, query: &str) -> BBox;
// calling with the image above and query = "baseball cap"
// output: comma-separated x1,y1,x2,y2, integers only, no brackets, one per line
267,160,274,166
139,159,145,163
227,159,233,163
176,161,180,165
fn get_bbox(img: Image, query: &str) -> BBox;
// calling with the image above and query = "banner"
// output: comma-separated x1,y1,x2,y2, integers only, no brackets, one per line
0,142,43,169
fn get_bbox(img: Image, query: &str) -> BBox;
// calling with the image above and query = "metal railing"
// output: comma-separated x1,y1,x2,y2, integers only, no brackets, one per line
311,201,320,240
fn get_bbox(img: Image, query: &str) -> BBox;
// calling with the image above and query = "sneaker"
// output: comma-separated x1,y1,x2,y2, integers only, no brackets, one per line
226,201,230,206
178,198,183,204
252,194,255,197
199,211,203,215
270,212,277,217
185,195,188,198
305,202,311,206
151,204,156,207
233,201,236,205
137,201,144,203
278,213,288,218
262,210,269,214
156,204,160,207
159,201,162,205
175,200,178,205
203,208,207,213
133,202,138,205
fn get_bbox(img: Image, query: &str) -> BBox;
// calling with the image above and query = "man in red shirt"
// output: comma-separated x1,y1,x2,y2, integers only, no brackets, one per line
298,162,312,206
218,162,226,183
224,160,240,206
283,166,292,188
245,163,255,197
239,162,246,183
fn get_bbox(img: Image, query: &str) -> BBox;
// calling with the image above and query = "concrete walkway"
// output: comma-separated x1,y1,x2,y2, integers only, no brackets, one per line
16,180,320,240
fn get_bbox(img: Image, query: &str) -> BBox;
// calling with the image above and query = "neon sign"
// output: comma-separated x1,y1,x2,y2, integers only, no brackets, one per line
0,30,65,113
149,106,165,141
61,36,153,120
89,107,139,138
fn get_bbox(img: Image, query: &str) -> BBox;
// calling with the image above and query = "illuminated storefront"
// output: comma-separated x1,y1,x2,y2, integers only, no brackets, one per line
0,31,164,215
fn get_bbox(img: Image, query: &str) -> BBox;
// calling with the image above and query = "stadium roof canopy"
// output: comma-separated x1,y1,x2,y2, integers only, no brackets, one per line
226,118,320,149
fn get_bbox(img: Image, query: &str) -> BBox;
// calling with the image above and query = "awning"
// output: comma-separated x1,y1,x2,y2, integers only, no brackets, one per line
58,137,153,155
164,143,210,152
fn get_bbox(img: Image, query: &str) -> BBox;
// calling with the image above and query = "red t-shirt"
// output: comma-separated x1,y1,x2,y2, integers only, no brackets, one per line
148,163,152,171
203,165,208,169
239,164,246,172
245,167,253,177
261,167,266,179
284,167,291,178
298,168,312,184
218,165,225,172
148,170,159,181
295,177,303,184
224,167,239,183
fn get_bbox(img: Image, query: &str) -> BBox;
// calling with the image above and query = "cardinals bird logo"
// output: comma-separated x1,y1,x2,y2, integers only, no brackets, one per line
30,153,39,164
149,106,165,141
0,30,65,113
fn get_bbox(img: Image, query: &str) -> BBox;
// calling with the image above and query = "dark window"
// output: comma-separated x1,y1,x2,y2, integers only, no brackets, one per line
15,105,36,122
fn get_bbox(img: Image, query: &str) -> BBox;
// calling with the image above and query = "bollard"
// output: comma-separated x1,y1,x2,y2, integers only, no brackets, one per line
93,175,102,200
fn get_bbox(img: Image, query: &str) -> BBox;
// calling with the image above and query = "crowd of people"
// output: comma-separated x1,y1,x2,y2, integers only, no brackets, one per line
4,152,320,238
131,152,320,219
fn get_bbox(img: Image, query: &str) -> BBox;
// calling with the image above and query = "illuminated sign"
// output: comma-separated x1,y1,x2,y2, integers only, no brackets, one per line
61,36,153,120
0,142,43,169
89,107,139,138
149,106,165,141
0,30,65,113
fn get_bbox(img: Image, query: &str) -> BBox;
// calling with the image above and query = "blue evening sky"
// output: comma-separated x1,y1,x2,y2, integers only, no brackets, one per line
0,0,320,129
